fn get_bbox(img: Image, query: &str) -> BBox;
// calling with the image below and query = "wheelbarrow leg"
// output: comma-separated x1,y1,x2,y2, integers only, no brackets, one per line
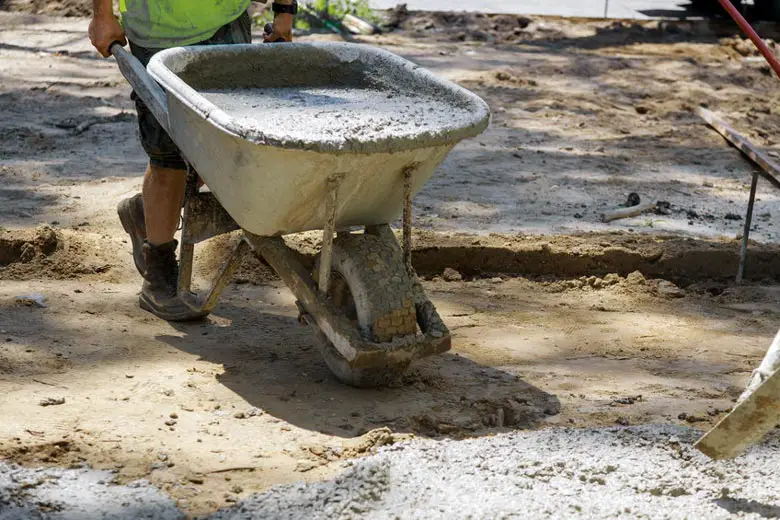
177,170,200,297
736,170,759,284
318,174,344,295
175,170,246,315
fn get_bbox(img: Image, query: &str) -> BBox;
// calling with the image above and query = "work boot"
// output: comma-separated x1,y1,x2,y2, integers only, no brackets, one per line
117,194,147,276
139,240,206,322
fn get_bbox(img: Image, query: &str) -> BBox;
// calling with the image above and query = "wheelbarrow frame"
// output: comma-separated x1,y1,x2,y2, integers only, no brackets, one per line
110,43,451,373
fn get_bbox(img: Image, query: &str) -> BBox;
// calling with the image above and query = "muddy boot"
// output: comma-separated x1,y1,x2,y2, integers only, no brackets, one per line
139,240,206,322
117,194,147,276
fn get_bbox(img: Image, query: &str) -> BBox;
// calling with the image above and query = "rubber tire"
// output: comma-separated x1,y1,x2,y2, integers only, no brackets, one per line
314,232,418,388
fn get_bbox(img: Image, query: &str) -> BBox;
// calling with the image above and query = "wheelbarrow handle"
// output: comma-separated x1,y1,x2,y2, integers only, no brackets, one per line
109,41,170,134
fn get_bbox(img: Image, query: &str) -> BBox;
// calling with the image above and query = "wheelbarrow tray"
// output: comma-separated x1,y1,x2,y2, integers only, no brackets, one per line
147,42,490,236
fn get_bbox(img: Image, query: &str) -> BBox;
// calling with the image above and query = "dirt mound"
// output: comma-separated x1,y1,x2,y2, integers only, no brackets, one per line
197,230,779,287
0,227,113,280
387,12,780,46
410,230,780,284
1,0,92,16
0,226,61,267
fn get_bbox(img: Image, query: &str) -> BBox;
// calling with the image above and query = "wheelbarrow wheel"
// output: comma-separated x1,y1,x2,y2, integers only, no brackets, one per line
314,232,418,387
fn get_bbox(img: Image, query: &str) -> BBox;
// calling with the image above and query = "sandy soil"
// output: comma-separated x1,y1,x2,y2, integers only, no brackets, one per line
2,7,780,517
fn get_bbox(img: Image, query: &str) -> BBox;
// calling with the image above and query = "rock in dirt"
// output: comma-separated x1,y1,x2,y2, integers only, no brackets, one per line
382,3,409,29
38,397,65,407
442,267,463,282
295,460,317,473
14,293,47,308
341,427,401,457
625,271,647,286
610,395,643,406
657,280,685,298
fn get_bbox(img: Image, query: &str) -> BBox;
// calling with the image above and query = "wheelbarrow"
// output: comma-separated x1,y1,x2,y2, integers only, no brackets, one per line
110,41,490,387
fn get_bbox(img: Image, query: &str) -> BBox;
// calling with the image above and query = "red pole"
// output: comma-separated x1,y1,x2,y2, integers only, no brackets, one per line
717,0,780,78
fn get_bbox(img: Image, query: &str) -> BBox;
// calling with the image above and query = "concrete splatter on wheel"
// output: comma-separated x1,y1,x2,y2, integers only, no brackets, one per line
314,232,418,387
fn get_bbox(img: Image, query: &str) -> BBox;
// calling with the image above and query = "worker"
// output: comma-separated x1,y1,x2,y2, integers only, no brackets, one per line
88,0,296,320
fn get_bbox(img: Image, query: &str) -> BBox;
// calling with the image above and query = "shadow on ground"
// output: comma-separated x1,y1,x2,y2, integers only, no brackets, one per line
158,299,562,439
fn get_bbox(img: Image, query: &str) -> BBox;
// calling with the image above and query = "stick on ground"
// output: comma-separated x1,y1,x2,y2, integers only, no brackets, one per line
601,202,657,223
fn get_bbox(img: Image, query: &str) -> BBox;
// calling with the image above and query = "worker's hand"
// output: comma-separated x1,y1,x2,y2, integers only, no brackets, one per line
264,13,293,42
89,13,127,57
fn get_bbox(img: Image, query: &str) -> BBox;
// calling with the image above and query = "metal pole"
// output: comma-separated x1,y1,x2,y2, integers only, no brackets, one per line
604,0,609,18
736,171,759,284
717,0,780,78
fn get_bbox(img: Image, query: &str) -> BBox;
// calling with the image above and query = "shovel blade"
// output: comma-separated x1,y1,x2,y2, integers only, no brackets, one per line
695,367,780,460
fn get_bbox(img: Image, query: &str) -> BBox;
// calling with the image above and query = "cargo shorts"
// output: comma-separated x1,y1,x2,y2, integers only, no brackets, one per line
128,11,252,170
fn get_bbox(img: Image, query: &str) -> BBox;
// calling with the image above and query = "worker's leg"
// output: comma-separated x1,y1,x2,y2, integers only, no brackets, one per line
142,164,186,245
118,13,251,321
117,39,203,321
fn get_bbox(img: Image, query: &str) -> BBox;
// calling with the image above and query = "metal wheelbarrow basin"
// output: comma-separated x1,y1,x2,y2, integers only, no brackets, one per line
147,42,489,236
111,41,489,387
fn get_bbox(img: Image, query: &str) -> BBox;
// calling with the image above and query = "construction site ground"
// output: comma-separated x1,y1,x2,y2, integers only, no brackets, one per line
2,7,780,518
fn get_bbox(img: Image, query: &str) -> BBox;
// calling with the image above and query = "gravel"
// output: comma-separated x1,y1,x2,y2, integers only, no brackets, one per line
212,425,780,520
0,463,182,520
3,426,780,519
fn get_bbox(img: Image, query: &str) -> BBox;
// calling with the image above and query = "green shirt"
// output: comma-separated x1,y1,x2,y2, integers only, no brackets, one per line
120,0,251,48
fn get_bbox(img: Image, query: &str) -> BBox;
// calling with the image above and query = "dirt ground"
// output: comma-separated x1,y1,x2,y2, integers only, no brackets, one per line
2,6,780,517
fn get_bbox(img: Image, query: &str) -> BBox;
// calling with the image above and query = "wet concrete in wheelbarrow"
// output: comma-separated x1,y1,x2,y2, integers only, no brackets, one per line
201,86,478,149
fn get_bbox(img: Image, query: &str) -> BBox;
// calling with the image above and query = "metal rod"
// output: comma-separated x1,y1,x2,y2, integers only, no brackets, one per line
402,165,414,273
177,169,200,294
737,171,759,284
203,239,248,311
603,0,609,18
318,175,341,294
717,0,780,78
